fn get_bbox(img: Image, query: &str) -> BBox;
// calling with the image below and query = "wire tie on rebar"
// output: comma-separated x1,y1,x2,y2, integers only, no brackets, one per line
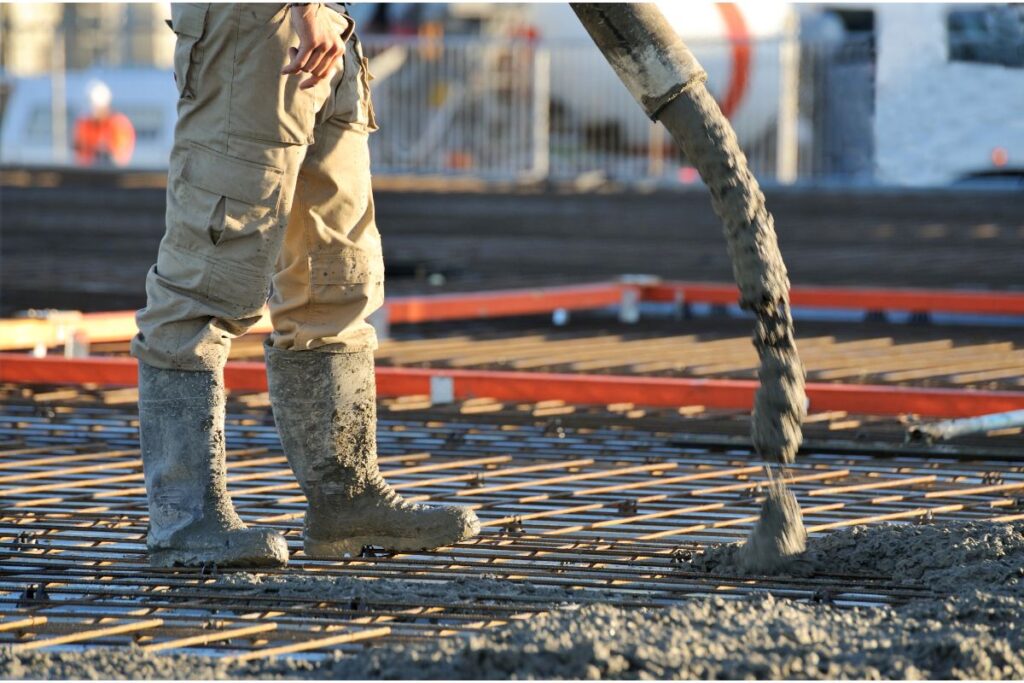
204,618,228,630
543,418,566,438
8,530,38,549
982,471,1004,486
17,583,51,608
500,516,525,535
34,405,57,420
670,548,693,565
616,499,638,516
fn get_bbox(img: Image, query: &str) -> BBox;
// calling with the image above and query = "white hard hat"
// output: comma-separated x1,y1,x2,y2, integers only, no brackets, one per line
86,80,112,111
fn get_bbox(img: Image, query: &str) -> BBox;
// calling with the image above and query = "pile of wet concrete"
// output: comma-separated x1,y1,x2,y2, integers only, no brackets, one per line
3,520,1023,680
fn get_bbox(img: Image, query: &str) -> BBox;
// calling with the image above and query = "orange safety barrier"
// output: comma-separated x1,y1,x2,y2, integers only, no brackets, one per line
2,354,1022,419
3,281,1023,352
387,283,625,324
642,282,1024,316
0,285,621,352
0,312,273,352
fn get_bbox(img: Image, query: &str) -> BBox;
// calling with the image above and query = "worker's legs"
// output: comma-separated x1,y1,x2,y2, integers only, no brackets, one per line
265,37,479,555
134,3,338,370
267,33,383,354
130,4,342,567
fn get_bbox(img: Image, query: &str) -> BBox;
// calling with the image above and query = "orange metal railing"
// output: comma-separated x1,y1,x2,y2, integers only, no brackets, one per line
2,353,1022,418
3,280,1023,352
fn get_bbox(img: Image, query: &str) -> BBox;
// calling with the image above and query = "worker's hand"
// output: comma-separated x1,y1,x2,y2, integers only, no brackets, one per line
281,4,345,90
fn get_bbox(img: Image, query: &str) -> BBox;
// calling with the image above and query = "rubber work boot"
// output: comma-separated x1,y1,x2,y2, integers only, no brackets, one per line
138,363,289,567
265,345,480,557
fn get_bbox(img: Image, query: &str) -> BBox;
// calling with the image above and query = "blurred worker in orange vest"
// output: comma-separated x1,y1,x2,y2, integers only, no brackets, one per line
73,80,136,167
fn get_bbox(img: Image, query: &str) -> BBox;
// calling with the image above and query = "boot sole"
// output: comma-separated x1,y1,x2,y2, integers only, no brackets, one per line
150,535,289,568
304,527,477,558
150,548,289,568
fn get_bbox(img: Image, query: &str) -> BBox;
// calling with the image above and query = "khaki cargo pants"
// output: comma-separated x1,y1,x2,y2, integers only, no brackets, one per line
132,3,383,372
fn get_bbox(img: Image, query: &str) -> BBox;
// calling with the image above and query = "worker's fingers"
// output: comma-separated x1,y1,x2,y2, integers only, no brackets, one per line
331,39,348,73
298,49,331,89
299,69,331,89
302,44,331,77
300,40,345,89
313,43,341,80
282,42,315,75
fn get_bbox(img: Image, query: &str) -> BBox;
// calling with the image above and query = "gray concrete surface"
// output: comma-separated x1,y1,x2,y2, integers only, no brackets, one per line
2,520,1022,679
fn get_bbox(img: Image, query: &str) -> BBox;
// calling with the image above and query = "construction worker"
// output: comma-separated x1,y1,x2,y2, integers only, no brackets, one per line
131,3,479,567
73,80,136,167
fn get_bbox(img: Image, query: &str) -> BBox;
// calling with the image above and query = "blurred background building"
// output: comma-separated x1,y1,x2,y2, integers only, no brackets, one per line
0,3,173,75
0,2,1021,185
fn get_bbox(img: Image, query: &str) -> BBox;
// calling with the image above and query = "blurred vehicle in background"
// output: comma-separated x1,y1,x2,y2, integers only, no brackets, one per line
874,3,1024,185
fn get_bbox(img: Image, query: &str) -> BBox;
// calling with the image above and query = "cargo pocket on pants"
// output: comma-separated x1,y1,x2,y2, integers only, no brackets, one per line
359,55,379,133
180,144,284,317
309,247,384,308
170,3,208,100
328,39,379,132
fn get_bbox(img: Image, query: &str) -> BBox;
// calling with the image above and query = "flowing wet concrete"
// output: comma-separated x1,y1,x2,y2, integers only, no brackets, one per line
695,518,1024,592
659,86,809,468
738,479,807,573
3,521,1022,680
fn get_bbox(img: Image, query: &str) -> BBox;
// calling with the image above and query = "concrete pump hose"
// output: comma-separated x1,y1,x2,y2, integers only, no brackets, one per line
571,3,807,464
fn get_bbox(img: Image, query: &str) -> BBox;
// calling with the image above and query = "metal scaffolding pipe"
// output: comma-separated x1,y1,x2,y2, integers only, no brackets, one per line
908,409,1024,443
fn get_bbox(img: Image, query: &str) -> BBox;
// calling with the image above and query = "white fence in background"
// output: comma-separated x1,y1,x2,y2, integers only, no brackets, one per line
360,36,876,185
0,35,876,185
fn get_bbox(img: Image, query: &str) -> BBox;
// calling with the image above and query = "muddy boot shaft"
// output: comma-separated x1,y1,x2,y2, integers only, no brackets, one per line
265,345,480,557
138,363,288,567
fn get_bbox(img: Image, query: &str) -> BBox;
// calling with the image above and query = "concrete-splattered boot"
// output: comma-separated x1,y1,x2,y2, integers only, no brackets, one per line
265,345,480,557
138,363,289,567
